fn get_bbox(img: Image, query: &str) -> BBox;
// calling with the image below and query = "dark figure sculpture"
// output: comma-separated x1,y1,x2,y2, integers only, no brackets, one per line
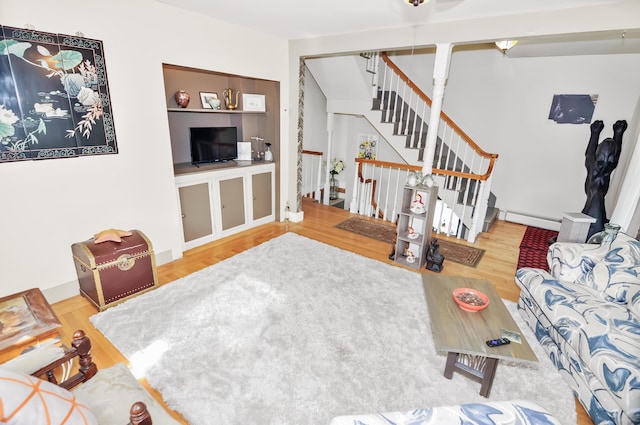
426,238,445,273
582,119,627,239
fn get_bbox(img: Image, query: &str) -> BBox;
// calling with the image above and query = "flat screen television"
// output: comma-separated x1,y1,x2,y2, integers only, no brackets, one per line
189,127,238,164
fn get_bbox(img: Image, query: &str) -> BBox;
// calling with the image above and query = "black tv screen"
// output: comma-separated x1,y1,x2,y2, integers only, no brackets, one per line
190,127,238,164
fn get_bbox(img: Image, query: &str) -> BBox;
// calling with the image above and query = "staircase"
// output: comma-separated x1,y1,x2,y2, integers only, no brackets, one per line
304,52,499,242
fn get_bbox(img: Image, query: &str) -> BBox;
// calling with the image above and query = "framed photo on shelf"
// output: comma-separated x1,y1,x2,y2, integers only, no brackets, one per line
199,92,220,109
242,93,266,112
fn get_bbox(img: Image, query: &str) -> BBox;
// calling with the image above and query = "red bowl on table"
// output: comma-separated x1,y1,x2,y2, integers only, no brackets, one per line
452,288,489,312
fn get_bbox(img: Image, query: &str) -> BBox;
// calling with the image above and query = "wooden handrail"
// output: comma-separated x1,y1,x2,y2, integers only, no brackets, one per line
302,150,323,156
380,52,499,165
356,158,492,181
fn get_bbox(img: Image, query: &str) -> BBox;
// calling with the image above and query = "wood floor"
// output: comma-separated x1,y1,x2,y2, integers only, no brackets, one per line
51,198,592,424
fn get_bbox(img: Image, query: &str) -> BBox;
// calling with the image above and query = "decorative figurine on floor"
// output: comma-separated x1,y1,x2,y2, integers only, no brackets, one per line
582,119,627,239
426,238,445,273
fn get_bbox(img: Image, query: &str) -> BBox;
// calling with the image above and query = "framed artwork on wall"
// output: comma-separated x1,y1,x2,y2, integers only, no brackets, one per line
242,93,266,112
548,94,598,124
200,92,220,109
357,134,378,160
0,25,118,163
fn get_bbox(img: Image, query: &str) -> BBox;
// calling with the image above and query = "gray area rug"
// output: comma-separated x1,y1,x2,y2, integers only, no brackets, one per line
91,232,576,425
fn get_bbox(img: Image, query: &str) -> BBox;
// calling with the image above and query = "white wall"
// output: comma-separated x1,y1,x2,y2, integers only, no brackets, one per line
1,0,289,300
391,48,640,222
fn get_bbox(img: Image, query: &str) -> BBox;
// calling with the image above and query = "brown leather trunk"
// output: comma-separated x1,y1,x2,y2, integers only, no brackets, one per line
71,230,158,311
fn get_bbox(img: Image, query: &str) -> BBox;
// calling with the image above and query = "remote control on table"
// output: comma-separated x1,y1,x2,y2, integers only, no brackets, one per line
486,338,511,347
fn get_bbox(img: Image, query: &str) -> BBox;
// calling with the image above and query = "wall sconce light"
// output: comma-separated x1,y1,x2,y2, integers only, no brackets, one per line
495,40,519,53
405,0,428,6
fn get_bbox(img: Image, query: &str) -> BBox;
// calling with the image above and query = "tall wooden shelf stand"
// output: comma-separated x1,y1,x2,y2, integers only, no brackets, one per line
394,185,438,270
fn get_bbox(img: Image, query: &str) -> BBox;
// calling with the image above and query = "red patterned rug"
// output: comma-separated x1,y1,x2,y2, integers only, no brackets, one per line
517,226,559,271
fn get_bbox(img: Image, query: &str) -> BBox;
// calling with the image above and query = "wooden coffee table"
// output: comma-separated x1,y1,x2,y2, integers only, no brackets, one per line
422,274,537,397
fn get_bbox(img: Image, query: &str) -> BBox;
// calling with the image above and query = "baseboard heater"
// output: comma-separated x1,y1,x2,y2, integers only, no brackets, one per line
501,211,561,231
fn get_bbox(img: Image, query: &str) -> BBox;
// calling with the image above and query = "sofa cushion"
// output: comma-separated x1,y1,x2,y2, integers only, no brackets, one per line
0,366,98,425
72,362,180,425
576,238,640,305
548,233,638,284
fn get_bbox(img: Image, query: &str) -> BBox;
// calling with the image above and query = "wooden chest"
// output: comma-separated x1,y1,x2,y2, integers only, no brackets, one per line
71,230,158,311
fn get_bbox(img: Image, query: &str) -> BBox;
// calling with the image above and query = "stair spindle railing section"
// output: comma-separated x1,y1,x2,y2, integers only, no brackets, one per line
349,158,493,243
378,52,498,179
302,150,324,202
364,53,498,241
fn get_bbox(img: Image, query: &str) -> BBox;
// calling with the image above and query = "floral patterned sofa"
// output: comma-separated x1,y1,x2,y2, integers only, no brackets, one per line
515,232,640,425
329,400,561,424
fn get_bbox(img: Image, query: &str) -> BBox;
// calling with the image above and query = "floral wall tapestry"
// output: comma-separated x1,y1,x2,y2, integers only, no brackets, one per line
0,25,117,163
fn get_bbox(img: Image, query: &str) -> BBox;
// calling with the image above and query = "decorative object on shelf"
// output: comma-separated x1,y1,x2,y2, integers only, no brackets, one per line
452,287,489,312
199,92,220,109
330,158,346,200
422,173,435,188
587,222,621,244
242,93,266,112
406,250,416,263
426,238,445,273
410,193,426,214
223,88,240,110
264,143,273,162
407,170,421,187
357,135,377,160
175,90,190,108
237,141,252,161
407,226,419,240
250,136,265,160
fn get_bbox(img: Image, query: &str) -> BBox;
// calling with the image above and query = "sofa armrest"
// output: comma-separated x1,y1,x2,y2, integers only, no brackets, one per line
547,241,610,282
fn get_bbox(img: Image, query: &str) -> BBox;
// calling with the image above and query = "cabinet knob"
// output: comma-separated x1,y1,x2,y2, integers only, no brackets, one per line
221,205,225,209
181,214,185,218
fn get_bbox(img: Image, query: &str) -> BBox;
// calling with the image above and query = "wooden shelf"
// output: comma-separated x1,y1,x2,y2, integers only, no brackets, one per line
167,108,266,115
394,185,438,270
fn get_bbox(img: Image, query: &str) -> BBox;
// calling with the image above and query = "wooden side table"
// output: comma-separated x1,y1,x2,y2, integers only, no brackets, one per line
0,288,62,364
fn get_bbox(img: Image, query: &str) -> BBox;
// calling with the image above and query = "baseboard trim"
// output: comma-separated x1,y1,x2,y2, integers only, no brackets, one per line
502,211,561,231
43,281,80,305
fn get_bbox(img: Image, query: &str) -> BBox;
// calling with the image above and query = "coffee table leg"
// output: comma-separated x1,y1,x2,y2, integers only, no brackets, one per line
479,357,499,397
444,352,457,379
442,353,499,398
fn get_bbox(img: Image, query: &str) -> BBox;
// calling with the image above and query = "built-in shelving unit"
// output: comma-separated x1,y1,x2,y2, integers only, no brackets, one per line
163,63,281,252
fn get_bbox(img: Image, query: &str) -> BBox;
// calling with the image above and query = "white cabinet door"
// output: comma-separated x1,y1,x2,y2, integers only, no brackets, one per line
175,163,275,249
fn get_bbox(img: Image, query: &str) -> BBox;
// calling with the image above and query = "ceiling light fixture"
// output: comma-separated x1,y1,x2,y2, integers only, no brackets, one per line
405,0,428,6
495,40,518,53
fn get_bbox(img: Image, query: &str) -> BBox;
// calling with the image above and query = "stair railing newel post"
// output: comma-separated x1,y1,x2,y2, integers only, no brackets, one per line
349,160,360,213
468,175,492,243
